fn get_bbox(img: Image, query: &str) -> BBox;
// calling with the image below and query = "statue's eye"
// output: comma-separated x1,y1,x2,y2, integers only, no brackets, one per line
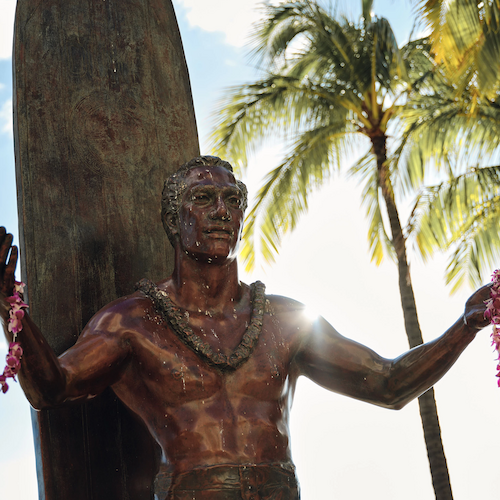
226,196,241,208
192,193,210,204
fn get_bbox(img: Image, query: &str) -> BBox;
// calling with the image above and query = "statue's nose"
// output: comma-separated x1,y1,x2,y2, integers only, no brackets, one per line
209,196,232,221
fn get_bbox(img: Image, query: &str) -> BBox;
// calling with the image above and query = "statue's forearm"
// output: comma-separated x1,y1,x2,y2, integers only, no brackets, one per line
6,313,67,409
384,283,491,408
386,318,477,409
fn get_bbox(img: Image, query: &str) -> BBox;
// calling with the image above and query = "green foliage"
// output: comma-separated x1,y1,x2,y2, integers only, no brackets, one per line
413,0,500,98
402,0,500,288
348,152,396,265
395,57,500,187
409,166,500,290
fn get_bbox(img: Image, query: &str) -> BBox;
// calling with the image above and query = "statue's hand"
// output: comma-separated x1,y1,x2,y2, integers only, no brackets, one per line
463,283,493,331
0,227,18,319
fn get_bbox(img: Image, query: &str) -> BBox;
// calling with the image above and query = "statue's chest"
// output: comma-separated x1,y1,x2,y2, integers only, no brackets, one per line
125,313,294,405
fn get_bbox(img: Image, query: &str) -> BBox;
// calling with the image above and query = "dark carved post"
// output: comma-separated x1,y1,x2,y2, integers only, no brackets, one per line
13,1,199,498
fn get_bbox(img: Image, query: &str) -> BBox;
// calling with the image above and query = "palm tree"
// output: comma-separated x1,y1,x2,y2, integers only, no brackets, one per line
210,1,454,498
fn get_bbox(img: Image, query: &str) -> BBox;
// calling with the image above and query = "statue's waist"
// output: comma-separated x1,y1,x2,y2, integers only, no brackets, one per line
155,462,299,499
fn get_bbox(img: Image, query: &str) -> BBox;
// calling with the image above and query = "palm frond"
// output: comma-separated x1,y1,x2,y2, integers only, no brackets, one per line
348,152,396,264
396,83,500,193
413,0,444,36
476,2,500,96
408,164,500,289
210,74,351,168
368,17,408,92
249,1,316,68
240,124,356,270
444,206,500,291
249,1,354,72
414,0,500,97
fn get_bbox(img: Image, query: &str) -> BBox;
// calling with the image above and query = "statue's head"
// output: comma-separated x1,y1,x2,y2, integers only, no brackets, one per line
161,155,248,246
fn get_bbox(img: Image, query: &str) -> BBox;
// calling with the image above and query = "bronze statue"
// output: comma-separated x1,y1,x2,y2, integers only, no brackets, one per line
0,155,492,499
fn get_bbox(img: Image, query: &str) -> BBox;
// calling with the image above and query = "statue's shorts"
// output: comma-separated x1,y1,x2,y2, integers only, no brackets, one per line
154,463,300,500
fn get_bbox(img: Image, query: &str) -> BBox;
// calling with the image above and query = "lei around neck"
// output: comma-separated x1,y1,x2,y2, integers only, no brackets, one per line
135,279,266,370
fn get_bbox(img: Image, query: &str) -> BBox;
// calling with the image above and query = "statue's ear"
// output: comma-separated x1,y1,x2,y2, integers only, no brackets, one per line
164,213,179,237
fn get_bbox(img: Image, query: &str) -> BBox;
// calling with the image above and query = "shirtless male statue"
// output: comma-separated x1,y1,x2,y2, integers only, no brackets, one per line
0,155,492,499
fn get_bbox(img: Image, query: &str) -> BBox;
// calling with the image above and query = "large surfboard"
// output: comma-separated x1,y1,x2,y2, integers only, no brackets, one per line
13,1,199,498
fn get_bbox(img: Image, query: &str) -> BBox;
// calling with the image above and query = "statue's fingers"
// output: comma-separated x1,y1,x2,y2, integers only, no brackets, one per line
0,244,17,297
467,283,493,307
5,245,18,280
0,231,13,268
0,227,9,252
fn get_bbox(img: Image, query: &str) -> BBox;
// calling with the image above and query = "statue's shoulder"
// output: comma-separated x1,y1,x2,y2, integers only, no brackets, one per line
80,289,163,342
264,294,307,316
263,294,316,349
104,291,153,313
86,287,159,328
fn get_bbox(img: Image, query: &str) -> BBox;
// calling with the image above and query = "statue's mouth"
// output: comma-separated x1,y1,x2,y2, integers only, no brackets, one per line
204,227,233,239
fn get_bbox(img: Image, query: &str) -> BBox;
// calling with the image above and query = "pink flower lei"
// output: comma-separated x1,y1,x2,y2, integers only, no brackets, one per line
485,270,500,386
1,281,27,393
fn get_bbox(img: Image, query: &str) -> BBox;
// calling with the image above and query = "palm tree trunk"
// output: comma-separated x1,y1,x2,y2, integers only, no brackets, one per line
371,132,453,500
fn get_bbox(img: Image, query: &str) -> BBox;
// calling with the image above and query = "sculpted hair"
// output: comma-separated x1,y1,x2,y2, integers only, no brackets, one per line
161,155,248,245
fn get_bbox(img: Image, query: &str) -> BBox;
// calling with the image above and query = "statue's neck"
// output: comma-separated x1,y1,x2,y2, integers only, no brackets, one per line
169,251,242,314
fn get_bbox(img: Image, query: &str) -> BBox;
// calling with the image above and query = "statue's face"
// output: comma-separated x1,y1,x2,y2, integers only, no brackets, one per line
176,166,245,263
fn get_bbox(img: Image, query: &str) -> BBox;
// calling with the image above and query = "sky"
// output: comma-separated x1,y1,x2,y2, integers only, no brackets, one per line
0,1,499,499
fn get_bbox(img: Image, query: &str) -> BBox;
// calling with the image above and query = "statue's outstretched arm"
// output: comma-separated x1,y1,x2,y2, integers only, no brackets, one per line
0,227,130,409
295,285,491,409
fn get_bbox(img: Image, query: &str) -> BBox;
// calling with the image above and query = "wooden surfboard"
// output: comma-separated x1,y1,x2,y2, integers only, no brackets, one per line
13,1,199,498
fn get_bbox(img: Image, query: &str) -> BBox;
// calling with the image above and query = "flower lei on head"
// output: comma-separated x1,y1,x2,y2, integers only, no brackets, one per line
485,270,500,386
1,281,26,393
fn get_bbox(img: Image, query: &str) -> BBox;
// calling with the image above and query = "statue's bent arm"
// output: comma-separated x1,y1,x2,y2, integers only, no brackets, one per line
13,306,132,410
